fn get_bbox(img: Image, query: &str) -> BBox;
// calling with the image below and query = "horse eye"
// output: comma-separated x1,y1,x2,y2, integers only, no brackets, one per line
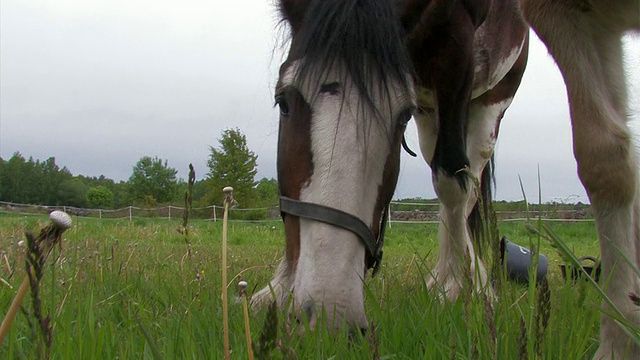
275,95,290,116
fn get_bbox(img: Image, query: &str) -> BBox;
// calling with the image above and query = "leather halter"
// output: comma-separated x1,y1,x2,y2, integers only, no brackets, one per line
279,196,387,276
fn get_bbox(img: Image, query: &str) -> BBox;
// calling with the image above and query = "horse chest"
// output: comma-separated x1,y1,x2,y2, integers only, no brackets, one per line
415,37,525,115
471,38,527,99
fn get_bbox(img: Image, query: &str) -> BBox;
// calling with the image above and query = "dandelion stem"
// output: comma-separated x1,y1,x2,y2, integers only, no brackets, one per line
0,276,30,345
0,211,71,348
3,253,11,274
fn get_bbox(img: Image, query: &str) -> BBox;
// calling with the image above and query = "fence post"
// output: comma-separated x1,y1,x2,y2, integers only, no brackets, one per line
168,206,171,221
213,205,217,222
99,209,102,220
129,206,132,223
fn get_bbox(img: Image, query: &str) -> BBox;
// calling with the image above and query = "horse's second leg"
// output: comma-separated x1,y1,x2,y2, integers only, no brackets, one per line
464,33,529,218
415,31,528,301
411,21,488,300
415,93,484,300
414,78,490,301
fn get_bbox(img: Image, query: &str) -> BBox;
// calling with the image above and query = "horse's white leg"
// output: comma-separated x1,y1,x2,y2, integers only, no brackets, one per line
422,100,515,299
464,33,528,217
464,99,511,213
414,36,526,299
523,1,640,357
415,106,490,300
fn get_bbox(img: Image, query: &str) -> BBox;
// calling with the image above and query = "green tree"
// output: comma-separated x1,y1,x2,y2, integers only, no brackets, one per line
86,186,115,209
78,175,116,191
192,179,208,202
1,153,36,203
256,177,279,206
0,152,77,205
128,156,179,205
39,157,58,204
206,128,258,207
112,181,130,208
0,157,5,200
57,177,88,207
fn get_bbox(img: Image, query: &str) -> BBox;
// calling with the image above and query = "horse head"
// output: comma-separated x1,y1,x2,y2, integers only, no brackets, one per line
253,0,416,331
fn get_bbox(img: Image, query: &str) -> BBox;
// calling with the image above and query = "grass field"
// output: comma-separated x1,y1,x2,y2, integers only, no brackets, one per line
0,212,625,359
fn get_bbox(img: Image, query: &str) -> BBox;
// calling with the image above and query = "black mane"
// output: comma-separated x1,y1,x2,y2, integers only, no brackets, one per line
288,0,413,120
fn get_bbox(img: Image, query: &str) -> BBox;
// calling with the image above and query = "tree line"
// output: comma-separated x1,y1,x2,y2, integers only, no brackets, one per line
0,128,279,213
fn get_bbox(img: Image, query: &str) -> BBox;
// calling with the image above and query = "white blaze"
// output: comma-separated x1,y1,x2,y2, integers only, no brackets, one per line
280,61,414,328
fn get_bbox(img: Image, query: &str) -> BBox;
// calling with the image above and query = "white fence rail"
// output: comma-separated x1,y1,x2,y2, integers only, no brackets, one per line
0,201,280,221
0,200,592,223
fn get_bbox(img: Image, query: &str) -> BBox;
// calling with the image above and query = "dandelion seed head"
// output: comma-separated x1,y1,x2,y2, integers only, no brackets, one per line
49,211,72,229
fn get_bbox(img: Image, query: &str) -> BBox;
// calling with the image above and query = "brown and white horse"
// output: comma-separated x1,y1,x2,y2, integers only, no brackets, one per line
252,0,639,357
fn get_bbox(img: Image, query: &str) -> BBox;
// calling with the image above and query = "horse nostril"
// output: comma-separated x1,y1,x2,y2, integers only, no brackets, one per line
301,300,316,322
348,326,368,342
291,301,316,333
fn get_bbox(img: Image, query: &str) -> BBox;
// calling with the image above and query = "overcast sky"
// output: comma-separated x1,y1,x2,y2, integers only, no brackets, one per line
1,0,639,203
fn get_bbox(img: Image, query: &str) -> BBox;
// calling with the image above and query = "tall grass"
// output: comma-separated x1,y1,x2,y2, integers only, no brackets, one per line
0,213,612,358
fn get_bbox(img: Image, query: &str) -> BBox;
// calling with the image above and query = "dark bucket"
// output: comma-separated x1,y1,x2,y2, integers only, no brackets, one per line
500,236,548,284
559,256,601,282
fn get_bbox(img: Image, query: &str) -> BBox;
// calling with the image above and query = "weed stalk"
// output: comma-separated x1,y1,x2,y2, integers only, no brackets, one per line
254,301,278,358
182,164,195,257
534,277,551,357
239,281,254,360
221,186,233,360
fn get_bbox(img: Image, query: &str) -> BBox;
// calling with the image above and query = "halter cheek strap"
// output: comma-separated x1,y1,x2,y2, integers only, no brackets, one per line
279,196,386,276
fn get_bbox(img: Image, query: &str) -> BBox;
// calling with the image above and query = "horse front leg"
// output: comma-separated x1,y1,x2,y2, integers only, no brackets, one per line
523,1,640,356
570,69,640,360
416,106,481,301
414,41,491,301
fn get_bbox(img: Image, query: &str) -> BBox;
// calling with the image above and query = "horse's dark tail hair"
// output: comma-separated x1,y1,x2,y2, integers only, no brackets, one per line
468,156,495,256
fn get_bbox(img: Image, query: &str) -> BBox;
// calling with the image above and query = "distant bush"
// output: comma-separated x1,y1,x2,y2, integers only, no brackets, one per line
229,209,270,221
86,186,114,209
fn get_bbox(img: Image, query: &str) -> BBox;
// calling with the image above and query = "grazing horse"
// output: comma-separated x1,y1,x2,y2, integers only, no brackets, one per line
252,0,640,357
253,0,527,328
520,1,640,358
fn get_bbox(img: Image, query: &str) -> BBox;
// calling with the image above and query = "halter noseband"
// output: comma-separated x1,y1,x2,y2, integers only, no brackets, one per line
279,196,387,276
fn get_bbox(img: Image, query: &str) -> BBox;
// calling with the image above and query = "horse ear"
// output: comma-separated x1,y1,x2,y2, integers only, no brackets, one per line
279,0,310,33
397,0,430,34
397,0,456,43
399,0,490,42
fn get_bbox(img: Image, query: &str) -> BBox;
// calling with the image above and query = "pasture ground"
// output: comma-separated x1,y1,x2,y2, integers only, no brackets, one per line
0,213,614,358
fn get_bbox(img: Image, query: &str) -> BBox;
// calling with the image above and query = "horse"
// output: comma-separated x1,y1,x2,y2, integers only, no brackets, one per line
252,0,640,357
